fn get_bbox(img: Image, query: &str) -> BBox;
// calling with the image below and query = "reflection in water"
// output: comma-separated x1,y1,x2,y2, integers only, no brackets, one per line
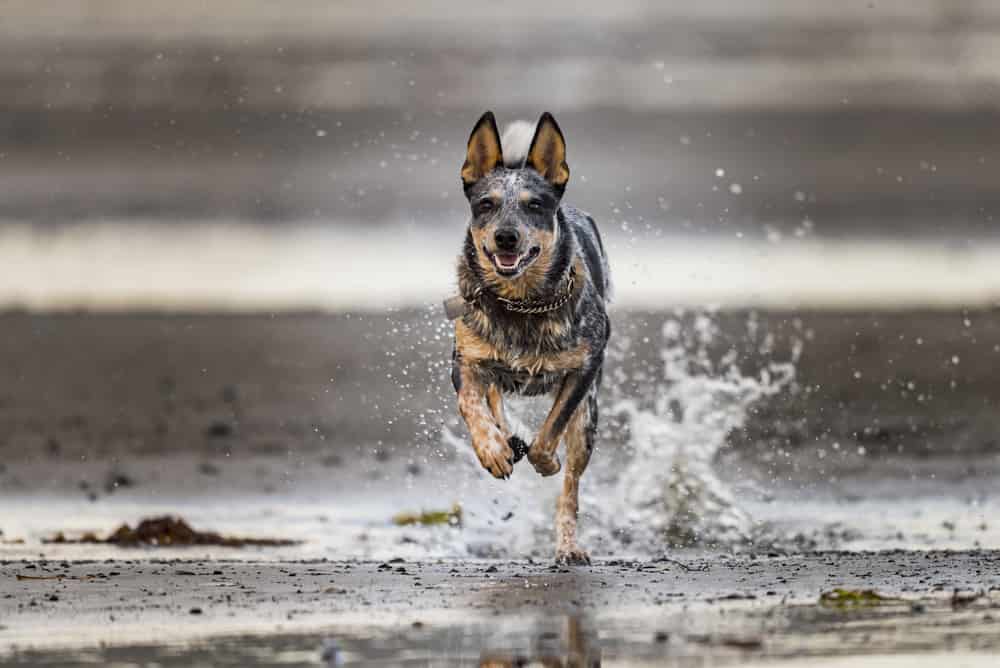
479,616,601,668
10,595,1000,666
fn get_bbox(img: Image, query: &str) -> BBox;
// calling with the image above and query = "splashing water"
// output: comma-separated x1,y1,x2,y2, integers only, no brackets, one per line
437,309,801,558
588,311,800,553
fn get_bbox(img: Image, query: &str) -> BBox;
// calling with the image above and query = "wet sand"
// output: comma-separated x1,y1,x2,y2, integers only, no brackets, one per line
1,308,999,461
4,553,1000,666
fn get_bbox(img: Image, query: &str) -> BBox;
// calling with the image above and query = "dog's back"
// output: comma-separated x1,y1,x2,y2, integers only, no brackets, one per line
562,205,610,301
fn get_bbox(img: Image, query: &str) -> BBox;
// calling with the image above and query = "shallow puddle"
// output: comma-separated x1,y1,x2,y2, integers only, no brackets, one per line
6,595,1000,667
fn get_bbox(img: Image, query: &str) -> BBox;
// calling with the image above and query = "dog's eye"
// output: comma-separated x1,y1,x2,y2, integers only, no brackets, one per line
475,200,495,215
527,200,543,211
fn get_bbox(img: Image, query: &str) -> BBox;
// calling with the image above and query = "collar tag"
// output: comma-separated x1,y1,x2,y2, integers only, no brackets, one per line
443,295,469,320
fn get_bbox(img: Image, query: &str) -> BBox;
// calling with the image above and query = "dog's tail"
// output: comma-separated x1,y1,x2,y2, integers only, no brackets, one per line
501,120,535,169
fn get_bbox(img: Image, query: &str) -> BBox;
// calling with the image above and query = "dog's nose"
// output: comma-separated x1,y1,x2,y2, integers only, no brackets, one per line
494,228,520,252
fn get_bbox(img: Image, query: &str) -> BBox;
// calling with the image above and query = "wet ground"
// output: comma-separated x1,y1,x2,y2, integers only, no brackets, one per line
4,554,1000,666
3,310,1000,664
3,308,999,460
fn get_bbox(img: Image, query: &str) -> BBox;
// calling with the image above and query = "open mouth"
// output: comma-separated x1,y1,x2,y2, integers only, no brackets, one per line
489,246,541,276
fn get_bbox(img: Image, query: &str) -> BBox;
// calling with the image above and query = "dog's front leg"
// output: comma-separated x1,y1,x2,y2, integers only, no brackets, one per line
527,361,599,477
455,363,515,479
485,384,510,440
486,384,530,463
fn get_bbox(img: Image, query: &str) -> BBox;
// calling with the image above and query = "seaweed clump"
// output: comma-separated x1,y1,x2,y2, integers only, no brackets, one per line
392,504,462,527
819,588,896,608
43,516,298,548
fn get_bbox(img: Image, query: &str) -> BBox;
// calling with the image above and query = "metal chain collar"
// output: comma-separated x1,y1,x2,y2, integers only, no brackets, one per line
490,266,577,315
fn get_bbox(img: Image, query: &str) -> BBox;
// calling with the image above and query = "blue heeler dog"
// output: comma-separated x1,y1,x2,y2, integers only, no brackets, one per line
447,111,611,564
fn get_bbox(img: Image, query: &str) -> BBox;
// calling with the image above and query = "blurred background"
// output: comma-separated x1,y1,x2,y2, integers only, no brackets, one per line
3,0,1000,309
3,0,1000,557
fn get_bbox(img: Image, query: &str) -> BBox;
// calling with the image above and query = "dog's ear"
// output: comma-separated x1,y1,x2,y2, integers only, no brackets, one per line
526,112,569,189
461,111,504,187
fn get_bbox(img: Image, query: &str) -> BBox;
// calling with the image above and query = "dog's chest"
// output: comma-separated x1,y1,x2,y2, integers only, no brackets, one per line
455,316,586,394
478,343,581,397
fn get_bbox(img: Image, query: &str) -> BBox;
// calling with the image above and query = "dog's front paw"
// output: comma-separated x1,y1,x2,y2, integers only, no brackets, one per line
527,447,561,477
474,429,515,479
555,545,591,566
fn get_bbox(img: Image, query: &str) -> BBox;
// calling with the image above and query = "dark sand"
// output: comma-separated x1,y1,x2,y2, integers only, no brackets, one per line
2,308,999,461
5,308,1000,542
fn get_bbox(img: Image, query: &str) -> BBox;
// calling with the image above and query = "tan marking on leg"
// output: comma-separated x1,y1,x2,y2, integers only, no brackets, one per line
527,372,581,476
485,384,510,439
554,403,592,565
457,365,513,479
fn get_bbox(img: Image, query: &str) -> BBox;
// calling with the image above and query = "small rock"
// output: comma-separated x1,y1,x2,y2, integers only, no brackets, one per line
205,421,233,438
321,455,343,468
104,472,135,493
320,639,343,666
199,462,221,476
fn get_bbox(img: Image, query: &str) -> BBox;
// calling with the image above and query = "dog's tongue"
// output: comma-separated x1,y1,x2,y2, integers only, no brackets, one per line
496,253,519,268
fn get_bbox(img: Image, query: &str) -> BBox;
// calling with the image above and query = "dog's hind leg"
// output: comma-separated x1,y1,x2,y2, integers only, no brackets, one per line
554,391,597,565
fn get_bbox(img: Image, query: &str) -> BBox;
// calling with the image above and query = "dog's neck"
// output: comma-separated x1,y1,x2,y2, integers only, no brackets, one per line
496,266,576,313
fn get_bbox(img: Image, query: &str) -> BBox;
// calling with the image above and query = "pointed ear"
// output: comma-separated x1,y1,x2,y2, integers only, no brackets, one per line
461,111,504,187
526,112,569,189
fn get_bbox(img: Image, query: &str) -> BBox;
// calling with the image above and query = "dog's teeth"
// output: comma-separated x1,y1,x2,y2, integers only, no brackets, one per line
496,255,521,269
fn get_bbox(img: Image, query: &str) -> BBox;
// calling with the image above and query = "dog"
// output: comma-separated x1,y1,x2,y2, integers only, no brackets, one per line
447,111,610,565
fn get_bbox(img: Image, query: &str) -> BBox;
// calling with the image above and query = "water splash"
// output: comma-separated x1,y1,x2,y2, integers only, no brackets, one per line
438,309,801,558
588,310,800,553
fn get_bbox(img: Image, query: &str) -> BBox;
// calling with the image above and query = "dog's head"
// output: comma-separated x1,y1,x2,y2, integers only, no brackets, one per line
461,111,569,282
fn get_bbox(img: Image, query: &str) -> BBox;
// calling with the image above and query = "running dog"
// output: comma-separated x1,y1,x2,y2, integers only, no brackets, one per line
447,111,610,565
